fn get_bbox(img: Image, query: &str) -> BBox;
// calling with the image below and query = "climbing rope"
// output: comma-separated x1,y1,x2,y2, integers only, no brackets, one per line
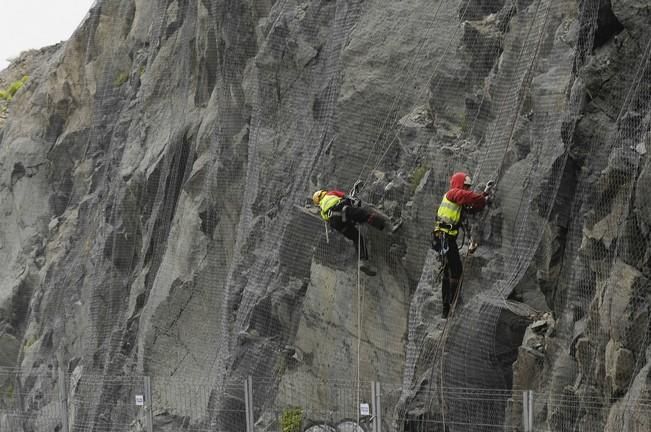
310,0,557,427
419,0,553,426
472,0,546,190
355,228,363,429
354,0,483,192
356,0,453,183
472,0,552,312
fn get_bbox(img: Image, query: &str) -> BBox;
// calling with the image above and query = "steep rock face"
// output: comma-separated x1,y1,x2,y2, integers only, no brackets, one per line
0,0,650,431
508,0,651,430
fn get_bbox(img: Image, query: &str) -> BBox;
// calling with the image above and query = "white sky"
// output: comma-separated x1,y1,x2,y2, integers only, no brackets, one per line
0,0,96,71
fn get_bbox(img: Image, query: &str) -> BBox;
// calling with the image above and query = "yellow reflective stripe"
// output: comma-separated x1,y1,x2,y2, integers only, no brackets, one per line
436,194,461,235
437,195,462,224
439,201,459,214
319,195,341,221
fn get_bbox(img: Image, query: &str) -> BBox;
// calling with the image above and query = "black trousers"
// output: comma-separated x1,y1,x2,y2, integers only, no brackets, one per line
442,234,463,307
328,206,373,260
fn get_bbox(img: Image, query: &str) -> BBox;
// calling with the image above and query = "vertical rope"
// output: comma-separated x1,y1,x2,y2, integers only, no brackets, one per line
356,228,362,429
324,221,330,244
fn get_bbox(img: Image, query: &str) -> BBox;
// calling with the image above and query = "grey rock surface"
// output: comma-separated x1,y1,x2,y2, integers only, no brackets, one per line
0,0,650,430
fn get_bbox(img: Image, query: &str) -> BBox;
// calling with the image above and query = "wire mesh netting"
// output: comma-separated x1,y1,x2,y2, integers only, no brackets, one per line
0,368,62,431
1,0,650,431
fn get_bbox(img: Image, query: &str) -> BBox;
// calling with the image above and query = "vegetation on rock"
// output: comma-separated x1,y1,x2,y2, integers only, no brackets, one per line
0,75,29,101
280,407,303,432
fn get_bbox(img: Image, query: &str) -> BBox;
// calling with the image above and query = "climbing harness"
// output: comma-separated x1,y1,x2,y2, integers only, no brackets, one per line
431,229,449,256
432,221,467,256
326,207,345,222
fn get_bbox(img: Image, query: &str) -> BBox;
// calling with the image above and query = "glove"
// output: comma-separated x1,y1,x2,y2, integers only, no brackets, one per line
348,196,362,207
484,180,495,194
351,180,364,197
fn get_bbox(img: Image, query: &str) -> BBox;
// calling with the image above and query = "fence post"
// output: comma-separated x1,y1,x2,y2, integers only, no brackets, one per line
371,382,377,432
144,376,154,432
58,368,69,432
522,390,533,432
527,390,533,431
371,381,381,432
244,376,254,432
522,390,529,432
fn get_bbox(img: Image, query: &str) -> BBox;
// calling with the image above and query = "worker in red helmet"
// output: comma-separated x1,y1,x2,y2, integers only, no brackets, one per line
312,187,402,276
432,172,494,318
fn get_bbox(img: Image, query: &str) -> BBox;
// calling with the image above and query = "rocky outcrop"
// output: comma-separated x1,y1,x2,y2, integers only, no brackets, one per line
0,0,650,431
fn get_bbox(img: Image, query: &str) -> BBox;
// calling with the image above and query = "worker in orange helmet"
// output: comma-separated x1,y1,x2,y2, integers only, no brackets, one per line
312,187,402,276
432,172,494,318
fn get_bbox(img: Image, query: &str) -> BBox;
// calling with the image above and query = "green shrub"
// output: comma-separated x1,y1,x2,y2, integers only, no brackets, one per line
7,80,24,97
115,71,129,86
410,165,428,193
0,76,29,101
280,407,303,432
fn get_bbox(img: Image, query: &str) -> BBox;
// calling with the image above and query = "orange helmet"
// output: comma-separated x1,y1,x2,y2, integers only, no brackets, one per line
312,190,327,205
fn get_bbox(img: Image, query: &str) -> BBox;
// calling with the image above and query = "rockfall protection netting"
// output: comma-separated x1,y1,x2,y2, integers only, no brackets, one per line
542,30,651,432
2,0,651,431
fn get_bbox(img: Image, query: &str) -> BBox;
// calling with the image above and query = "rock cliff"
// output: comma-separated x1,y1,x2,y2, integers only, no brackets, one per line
0,0,649,431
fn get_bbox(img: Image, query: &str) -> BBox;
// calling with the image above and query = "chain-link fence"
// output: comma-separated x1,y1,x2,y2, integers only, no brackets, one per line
3,367,651,431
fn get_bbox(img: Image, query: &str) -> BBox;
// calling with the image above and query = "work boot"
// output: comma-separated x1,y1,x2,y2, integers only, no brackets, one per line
359,260,377,276
390,218,403,233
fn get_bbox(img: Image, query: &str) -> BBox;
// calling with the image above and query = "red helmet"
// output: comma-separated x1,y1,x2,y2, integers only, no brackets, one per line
450,172,472,188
